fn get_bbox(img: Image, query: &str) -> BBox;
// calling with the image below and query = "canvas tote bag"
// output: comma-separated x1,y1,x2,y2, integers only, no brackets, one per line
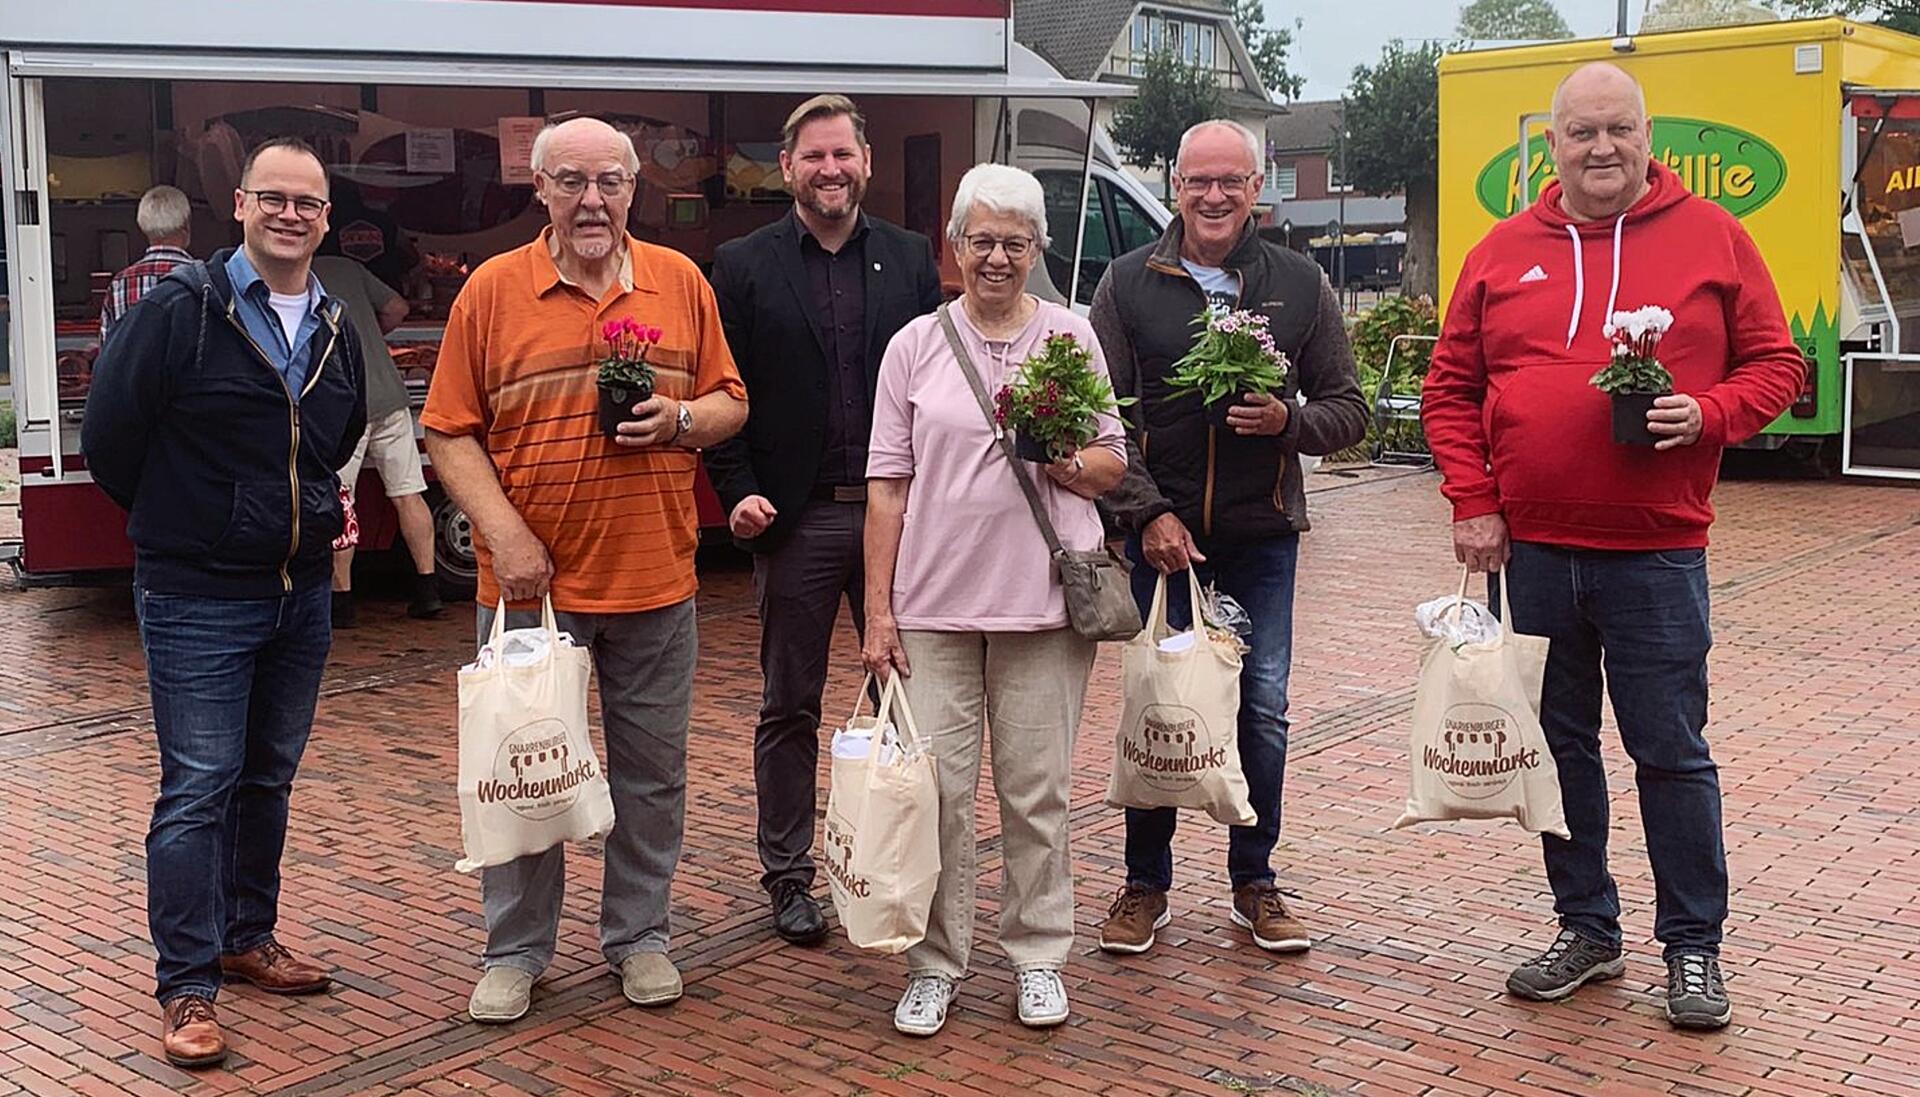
1394,570,1570,839
824,673,941,954
455,597,616,874
1106,568,1257,826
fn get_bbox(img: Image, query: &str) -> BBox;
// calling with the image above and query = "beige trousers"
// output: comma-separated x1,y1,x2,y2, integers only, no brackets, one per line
896,627,1096,980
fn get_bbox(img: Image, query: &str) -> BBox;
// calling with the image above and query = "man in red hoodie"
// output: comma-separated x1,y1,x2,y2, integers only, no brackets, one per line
1423,62,1803,1031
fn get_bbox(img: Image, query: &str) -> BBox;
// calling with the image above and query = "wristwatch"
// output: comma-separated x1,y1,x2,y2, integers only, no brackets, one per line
673,401,694,443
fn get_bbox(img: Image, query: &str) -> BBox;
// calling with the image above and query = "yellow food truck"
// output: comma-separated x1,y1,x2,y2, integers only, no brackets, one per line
1438,16,1920,479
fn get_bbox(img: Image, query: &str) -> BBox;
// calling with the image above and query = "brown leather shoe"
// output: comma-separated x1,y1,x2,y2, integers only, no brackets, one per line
1098,883,1170,954
1231,883,1312,953
220,939,332,995
161,996,227,1069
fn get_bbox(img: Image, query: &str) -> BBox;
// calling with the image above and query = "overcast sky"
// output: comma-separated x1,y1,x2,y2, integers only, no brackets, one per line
1288,0,1666,101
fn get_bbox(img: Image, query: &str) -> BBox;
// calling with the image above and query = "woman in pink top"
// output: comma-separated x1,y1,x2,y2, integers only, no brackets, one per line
862,163,1127,1037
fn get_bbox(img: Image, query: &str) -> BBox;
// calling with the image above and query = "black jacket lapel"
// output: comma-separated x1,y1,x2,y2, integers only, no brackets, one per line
774,217,829,360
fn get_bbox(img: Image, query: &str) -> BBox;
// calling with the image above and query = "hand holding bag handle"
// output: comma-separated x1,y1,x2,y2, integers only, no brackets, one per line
935,302,1143,642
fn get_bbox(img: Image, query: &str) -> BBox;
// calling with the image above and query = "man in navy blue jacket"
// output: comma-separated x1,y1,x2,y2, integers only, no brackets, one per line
83,137,366,1070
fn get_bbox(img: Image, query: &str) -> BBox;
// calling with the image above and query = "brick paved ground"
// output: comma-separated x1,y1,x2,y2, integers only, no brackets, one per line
0,466,1915,1097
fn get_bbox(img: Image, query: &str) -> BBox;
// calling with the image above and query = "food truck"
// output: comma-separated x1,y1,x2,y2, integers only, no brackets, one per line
0,0,1170,591
1438,16,1920,479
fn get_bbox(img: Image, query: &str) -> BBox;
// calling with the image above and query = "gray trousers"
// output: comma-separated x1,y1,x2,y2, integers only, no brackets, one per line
474,598,696,975
752,498,865,893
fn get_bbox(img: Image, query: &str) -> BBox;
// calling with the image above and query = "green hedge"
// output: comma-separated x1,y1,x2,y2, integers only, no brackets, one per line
1337,295,1437,463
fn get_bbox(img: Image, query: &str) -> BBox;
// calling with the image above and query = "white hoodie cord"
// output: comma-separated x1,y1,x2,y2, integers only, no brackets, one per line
1603,213,1625,328
1563,225,1584,348
1563,214,1628,348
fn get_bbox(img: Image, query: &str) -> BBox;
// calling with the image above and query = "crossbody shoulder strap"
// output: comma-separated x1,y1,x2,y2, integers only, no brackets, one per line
935,302,1065,558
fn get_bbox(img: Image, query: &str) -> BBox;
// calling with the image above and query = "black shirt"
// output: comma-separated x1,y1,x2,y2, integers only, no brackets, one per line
798,212,871,488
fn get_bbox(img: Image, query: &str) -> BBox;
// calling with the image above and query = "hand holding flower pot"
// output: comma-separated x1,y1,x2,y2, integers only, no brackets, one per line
597,317,661,441
1590,306,1676,447
992,332,1133,463
1164,308,1290,429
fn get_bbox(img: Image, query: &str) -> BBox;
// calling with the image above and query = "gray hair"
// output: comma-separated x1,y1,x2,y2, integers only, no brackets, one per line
1174,119,1261,177
136,185,191,242
946,163,1050,249
529,118,641,175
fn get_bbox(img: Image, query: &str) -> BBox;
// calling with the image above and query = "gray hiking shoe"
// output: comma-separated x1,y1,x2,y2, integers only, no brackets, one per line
1665,953,1732,1030
1506,928,1625,1002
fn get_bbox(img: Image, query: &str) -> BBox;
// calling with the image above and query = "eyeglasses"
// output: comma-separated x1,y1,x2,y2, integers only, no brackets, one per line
963,234,1034,260
539,170,636,198
1177,174,1252,197
245,190,330,221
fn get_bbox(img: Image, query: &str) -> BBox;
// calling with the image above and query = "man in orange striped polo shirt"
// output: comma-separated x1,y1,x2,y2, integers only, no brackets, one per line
422,117,747,1024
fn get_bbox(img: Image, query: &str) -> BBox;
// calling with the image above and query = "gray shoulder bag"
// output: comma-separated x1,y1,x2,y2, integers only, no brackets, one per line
936,303,1143,642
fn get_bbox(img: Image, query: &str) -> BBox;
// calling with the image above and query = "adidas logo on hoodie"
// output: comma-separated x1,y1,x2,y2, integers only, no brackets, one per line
1518,264,1548,283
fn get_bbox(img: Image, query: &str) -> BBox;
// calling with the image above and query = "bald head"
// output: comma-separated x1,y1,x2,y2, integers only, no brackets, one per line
530,117,640,264
1545,62,1653,221
1551,62,1646,129
530,116,639,176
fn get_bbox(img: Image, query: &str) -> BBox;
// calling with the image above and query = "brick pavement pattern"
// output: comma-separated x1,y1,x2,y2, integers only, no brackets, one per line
0,468,1915,1096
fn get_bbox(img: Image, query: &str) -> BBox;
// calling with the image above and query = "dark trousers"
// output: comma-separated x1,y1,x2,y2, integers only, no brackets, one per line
135,582,332,1004
1496,541,1726,959
1122,532,1299,892
752,499,865,893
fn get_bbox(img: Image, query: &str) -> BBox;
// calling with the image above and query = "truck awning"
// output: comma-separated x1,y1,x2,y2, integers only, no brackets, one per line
5,49,1131,99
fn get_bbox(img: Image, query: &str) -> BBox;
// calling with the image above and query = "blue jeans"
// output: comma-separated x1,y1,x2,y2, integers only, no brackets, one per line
1495,542,1725,959
1122,533,1298,891
135,583,332,1004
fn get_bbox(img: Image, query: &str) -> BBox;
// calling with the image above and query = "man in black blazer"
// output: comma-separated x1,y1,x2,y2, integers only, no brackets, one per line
704,94,943,945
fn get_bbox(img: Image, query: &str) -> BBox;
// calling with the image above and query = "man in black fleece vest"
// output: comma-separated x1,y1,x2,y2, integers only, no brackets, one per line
1090,119,1366,959
82,138,366,1069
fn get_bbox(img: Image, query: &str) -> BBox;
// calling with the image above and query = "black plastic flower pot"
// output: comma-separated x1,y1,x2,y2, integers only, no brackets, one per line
599,379,653,441
1013,430,1052,463
1205,397,1238,429
1610,391,1661,447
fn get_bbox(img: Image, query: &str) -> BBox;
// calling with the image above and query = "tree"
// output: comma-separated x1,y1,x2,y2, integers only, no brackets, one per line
1456,0,1575,39
1111,49,1225,200
1774,1,1920,33
1640,0,1782,31
1342,39,1445,298
1231,0,1306,101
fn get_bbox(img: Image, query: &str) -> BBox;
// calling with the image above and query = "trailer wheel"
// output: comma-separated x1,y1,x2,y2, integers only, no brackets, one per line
428,487,478,598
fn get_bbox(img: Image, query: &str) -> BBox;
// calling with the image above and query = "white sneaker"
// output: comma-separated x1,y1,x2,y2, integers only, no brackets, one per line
893,974,956,1037
1015,968,1069,1028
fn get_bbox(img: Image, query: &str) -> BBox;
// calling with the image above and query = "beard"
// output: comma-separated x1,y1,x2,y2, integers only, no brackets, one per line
568,217,616,260
796,176,865,221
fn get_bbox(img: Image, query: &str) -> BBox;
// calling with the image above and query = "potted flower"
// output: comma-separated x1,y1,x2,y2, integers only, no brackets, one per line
1165,308,1289,428
1590,306,1675,447
597,317,661,441
992,332,1133,463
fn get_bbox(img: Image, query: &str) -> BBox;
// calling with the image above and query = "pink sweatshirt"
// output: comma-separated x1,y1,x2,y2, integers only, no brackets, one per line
867,300,1127,632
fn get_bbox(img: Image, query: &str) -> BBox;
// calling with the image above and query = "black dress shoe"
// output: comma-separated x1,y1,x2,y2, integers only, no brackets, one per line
770,879,828,945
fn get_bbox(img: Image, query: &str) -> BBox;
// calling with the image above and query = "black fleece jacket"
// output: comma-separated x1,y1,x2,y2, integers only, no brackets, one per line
82,250,367,597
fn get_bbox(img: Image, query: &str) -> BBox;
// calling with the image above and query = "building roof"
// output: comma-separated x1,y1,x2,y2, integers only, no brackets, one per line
1267,99,1344,153
1014,0,1239,83
1270,195,1406,231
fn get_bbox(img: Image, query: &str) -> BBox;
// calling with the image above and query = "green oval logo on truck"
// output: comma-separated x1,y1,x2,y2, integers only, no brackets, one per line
1473,117,1786,219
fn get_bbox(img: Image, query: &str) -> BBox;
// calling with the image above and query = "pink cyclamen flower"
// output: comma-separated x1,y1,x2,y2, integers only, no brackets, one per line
647,325,664,344
602,320,621,342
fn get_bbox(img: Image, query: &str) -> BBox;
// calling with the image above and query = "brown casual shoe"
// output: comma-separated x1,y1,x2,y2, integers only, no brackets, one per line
161,996,227,1069
220,939,332,995
1098,883,1170,954
1231,883,1311,953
